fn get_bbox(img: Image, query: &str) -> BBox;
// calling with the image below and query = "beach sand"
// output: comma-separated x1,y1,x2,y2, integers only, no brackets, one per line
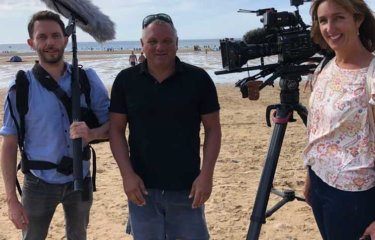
0,51,321,240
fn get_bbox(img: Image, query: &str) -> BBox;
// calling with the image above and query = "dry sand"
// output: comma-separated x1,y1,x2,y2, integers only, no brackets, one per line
0,52,321,240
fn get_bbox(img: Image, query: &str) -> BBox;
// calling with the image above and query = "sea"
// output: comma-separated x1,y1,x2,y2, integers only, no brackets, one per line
0,39,296,89
0,39,222,53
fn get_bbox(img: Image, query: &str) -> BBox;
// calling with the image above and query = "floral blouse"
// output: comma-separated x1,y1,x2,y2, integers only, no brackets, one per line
303,57,375,191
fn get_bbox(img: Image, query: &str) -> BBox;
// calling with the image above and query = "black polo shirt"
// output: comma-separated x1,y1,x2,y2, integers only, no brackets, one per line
109,57,220,191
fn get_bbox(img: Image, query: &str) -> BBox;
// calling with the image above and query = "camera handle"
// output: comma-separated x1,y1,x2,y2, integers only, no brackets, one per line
246,95,307,240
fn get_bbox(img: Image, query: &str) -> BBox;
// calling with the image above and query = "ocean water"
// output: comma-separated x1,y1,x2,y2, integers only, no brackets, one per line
0,39,221,53
0,39,308,89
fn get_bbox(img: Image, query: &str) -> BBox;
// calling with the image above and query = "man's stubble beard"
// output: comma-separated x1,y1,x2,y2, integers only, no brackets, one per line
37,48,65,64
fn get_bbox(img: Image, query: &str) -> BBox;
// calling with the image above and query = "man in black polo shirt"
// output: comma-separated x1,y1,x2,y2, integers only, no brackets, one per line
109,13,221,240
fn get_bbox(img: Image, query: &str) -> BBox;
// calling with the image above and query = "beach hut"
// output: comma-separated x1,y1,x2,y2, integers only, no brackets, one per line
9,56,22,62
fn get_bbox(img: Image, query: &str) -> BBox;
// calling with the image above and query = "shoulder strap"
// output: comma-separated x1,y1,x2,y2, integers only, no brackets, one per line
78,68,98,191
32,63,73,123
15,71,29,117
14,70,29,146
33,64,92,120
9,70,30,195
366,57,375,133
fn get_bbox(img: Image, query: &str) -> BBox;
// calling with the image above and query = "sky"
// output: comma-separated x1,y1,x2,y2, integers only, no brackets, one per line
0,0,374,44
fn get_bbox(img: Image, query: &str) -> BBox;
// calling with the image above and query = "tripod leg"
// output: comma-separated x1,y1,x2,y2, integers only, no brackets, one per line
246,121,288,240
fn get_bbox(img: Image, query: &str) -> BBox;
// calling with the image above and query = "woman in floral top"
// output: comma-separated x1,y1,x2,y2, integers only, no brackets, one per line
303,0,375,239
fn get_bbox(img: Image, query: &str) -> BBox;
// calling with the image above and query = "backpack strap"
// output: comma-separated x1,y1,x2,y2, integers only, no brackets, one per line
78,66,92,108
32,63,73,123
13,70,29,150
78,68,98,190
89,145,97,191
32,64,95,123
77,67,97,190
14,71,29,174
7,70,30,195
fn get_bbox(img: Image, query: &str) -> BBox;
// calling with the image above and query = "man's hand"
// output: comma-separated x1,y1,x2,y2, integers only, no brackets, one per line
8,199,28,229
70,121,91,143
189,173,213,209
123,171,148,206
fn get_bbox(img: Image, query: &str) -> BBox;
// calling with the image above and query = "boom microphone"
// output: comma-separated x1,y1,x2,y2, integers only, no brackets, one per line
41,0,116,42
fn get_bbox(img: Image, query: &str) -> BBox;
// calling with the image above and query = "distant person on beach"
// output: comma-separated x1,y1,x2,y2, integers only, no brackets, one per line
109,13,221,239
138,51,145,63
129,51,137,66
0,10,109,239
303,1,375,240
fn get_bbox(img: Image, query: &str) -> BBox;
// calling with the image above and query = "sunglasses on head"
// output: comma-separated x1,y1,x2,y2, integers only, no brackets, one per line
142,13,173,29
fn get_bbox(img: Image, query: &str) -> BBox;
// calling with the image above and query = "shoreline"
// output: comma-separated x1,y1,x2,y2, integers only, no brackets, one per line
0,48,228,90
0,47,212,56
0,47,220,64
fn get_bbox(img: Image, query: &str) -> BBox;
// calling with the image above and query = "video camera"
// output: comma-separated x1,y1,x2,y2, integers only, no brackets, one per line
215,0,323,99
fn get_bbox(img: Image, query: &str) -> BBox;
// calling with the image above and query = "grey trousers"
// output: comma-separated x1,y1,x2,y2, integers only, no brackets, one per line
21,174,93,240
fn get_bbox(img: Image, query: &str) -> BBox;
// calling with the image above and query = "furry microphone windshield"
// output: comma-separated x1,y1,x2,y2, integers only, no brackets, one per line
41,0,116,42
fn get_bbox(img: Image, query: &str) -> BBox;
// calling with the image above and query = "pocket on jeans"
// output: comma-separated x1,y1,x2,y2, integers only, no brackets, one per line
23,173,48,194
24,173,41,185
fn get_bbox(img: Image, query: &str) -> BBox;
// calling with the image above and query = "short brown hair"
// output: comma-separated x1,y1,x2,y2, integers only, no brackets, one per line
310,0,375,52
27,10,66,38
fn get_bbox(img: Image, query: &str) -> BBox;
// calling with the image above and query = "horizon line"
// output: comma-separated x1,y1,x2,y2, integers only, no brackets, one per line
0,38,231,45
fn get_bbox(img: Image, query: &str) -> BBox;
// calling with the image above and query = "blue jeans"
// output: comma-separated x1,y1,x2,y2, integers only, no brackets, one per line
309,168,375,240
126,189,209,240
21,173,93,240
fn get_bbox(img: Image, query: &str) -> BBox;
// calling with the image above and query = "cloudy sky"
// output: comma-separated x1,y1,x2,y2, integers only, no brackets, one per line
0,0,374,44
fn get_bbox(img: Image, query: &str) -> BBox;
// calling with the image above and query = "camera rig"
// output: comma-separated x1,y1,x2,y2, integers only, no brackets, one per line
215,0,322,99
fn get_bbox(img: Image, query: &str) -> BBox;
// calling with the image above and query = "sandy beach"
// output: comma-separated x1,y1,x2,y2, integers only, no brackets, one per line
0,50,321,240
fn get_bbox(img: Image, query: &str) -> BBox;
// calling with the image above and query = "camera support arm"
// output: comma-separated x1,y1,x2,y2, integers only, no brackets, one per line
260,63,316,89
235,65,279,88
215,63,280,75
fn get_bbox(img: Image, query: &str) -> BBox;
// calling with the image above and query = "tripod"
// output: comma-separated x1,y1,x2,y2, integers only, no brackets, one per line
246,76,308,240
